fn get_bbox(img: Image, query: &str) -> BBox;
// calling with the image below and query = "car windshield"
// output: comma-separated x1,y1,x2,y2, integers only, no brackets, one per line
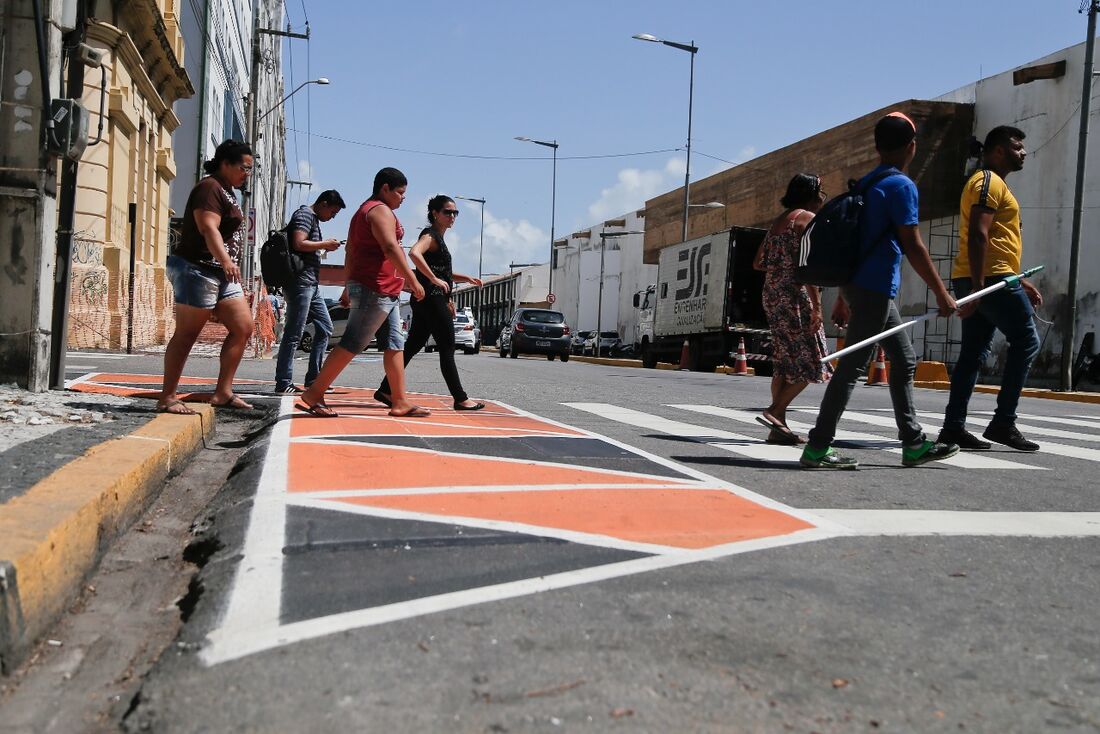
455,315,470,324
521,310,564,324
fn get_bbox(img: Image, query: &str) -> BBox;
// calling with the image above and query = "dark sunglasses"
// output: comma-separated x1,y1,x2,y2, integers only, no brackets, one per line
439,209,459,217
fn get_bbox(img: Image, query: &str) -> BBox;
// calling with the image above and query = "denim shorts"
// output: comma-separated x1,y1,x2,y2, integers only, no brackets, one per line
339,281,405,352
166,254,243,309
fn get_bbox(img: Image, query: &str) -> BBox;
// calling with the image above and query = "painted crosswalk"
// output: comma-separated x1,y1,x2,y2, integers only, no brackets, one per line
566,402,1100,471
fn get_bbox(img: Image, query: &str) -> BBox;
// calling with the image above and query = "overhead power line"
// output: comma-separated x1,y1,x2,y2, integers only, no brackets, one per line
284,129,682,161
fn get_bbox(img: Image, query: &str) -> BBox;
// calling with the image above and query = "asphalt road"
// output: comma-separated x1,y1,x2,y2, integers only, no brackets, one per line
63,349,1100,732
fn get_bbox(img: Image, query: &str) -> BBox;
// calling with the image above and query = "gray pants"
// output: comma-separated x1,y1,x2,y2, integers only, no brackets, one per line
807,284,925,449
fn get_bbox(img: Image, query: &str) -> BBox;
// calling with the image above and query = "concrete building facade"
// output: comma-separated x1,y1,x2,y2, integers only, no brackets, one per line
67,0,194,350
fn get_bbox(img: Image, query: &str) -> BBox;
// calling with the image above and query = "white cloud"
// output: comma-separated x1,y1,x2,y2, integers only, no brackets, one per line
586,156,685,222
444,207,549,280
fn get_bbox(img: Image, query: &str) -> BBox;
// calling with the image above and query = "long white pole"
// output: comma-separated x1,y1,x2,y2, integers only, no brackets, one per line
820,266,1044,363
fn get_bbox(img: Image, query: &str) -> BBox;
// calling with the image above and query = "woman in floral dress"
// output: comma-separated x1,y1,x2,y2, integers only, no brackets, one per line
752,173,832,444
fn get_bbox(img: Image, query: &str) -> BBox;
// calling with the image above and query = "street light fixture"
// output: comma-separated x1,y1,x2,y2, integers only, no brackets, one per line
515,136,559,308
455,194,486,326
255,78,330,125
689,201,724,209
596,230,645,355
633,33,698,243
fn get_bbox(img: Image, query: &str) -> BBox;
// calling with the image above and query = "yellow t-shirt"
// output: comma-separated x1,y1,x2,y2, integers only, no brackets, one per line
952,169,1022,279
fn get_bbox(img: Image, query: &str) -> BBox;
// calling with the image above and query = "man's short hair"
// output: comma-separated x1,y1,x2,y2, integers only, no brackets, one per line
875,112,917,152
984,125,1026,153
316,189,346,209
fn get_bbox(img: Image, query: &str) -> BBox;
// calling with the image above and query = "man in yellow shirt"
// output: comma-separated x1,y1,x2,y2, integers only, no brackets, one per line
938,126,1042,452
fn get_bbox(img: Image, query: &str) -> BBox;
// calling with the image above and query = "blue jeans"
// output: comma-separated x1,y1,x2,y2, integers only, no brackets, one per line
943,276,1039,431
275,278,331,390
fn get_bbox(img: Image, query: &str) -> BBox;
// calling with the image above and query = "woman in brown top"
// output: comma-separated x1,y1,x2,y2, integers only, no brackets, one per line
157,140,255,414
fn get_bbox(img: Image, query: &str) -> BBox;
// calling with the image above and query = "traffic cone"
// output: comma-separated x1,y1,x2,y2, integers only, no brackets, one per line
865,345,888,386
678,339,691,370
733,337,749,375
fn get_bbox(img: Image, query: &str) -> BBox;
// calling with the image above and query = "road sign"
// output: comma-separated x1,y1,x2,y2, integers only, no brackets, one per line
547,292,556,304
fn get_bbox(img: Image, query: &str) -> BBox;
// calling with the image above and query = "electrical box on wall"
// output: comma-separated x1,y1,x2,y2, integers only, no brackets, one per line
48,99,89,161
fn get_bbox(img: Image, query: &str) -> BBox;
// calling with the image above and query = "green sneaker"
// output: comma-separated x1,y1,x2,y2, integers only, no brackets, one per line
902,440,960,467
800,445,859,470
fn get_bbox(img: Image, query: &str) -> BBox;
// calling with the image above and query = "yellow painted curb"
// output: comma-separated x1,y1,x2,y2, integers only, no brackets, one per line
0,405,214,672
914,381,1100,404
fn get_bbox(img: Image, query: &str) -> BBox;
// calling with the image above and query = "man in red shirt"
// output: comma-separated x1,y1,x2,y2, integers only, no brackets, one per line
298,168,428,417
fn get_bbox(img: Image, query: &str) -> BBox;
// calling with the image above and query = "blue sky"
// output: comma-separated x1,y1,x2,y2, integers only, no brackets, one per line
279,1,1091,285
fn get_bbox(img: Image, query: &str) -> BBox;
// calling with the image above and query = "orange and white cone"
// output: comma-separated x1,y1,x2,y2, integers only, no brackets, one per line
866,345,888,386
678,339,691,370
733,337,749,375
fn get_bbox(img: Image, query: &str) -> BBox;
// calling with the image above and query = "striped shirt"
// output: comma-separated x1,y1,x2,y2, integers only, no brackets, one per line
289,205,322,280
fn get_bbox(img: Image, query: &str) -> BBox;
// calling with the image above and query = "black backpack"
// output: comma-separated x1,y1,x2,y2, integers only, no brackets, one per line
795,167,901,286
259,224,304,291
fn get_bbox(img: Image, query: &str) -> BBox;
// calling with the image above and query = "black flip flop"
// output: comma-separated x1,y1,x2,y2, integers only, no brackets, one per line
295,401,338,418
755,415,799,442
454,401,486,411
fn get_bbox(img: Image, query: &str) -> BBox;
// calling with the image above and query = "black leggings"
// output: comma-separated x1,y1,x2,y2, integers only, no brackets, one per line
379,294,468,403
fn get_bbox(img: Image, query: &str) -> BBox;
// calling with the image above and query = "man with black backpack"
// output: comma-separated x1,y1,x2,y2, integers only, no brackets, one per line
274,190,346,394
800,112,959,470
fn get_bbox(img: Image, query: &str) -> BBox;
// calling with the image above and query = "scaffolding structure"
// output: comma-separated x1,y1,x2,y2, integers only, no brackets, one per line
921,215,963,366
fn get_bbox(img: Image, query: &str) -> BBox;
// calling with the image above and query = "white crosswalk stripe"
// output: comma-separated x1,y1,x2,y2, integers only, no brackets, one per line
795,408,1100,464
967,410,1100,431
671,405,1041,470
912,411,1100,443
565,403,803,465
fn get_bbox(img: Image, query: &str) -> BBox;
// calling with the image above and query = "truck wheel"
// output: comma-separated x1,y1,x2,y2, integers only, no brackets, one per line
560,353,569,362
510,345,519,358
641,340,657,369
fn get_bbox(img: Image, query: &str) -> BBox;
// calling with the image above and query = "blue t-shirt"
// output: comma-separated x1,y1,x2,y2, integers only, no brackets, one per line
850,165,918,298
289,205,323,281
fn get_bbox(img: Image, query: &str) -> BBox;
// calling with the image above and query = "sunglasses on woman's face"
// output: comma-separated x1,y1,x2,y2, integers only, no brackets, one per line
440,209,459,217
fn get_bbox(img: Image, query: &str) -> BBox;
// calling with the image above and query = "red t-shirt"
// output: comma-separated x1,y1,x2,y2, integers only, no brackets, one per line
345,200,405,297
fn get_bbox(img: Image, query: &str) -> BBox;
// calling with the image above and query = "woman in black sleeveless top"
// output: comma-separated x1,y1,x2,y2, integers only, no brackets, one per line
376,195,485,410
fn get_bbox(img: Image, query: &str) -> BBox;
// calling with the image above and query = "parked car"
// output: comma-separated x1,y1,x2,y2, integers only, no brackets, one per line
583,331,622,357
499,308,571,361
571,330,593,355
299,298,407,353
425,311,481,355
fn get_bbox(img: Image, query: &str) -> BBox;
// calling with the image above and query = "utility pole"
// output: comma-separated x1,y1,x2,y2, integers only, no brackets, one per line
1061,0,1098,391
0,0,62,390
243,16,308,281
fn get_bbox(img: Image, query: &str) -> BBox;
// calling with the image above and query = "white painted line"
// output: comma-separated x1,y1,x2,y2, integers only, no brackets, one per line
64,364,98,370
198,526,838,666
295,483,707,499
675,405,1042,470
968,410,1100,431
798,409,1100,465
291,436,704,485
913,410,1100,443
63,371,100,389
66,352,126,359
812,510,1100,537
201,398,293,666
287,496,692,555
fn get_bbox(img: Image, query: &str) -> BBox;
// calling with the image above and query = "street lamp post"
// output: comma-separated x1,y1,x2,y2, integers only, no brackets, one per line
633,33,698,243
515,136,558,307
243,76,330,280
455,195,486,326
597,230,645,356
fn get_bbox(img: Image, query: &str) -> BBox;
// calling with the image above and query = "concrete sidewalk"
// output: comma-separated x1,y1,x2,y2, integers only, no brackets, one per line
0,402,213,673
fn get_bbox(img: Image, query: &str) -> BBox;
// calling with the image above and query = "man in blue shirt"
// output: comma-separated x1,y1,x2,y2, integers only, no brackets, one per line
801,113,959,469
274,190,345,393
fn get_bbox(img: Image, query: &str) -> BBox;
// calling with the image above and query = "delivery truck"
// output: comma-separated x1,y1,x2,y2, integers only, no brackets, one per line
633,226,771,372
